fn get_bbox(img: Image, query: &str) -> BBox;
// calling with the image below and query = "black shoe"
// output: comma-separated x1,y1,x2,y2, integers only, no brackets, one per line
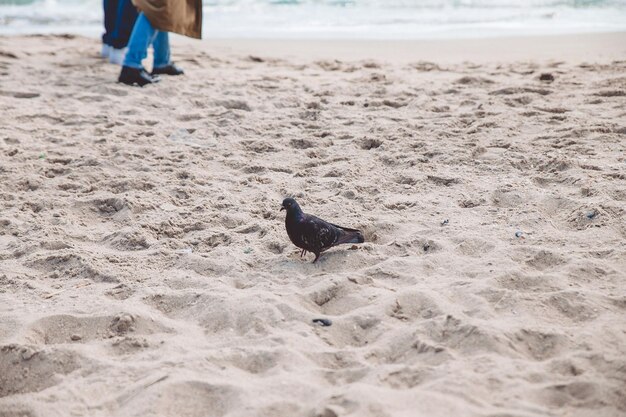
152,63,184,76
118,66,159,87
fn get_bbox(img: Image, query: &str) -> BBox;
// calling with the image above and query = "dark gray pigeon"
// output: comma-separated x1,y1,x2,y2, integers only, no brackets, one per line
281,198,365,263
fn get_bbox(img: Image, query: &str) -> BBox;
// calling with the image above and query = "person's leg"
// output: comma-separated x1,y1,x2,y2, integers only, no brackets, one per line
118,13,159,86
116,0,139,48
102,0,118,45
122,13,158,69
102,0,118,57
151,31,184,76
152,31,171,69
109,0,139,64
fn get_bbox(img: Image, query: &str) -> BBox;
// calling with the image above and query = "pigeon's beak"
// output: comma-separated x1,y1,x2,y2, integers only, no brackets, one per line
280,206,285,211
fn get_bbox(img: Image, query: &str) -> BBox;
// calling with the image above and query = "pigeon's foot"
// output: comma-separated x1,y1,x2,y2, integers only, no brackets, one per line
300,249,307,258
312,252,321,263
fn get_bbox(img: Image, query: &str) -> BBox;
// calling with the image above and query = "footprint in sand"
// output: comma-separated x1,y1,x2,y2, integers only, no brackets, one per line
22,313,170,345
0,344,84,397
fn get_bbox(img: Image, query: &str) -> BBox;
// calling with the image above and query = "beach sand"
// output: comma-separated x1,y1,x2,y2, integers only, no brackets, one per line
0,33,625,417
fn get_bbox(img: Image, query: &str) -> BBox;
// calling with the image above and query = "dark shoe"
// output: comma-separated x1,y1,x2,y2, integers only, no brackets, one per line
152,63,184,76
118,66,158,87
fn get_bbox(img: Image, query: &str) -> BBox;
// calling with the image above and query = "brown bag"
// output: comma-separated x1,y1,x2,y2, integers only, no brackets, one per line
132,0,202,39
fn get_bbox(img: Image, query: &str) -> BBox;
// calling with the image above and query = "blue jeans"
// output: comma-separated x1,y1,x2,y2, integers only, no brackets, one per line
109,0,138,49
123,13,171,69
102,0,118,45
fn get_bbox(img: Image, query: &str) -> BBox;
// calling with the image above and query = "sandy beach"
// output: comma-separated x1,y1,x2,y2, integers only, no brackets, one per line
0,33,625,417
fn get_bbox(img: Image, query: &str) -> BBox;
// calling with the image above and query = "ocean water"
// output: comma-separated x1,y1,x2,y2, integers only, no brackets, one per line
1,0,625,39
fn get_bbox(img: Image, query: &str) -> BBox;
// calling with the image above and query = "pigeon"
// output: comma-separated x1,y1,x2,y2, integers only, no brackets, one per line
281,197,365,263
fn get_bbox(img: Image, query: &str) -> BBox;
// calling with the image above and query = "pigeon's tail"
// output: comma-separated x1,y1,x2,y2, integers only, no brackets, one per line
336,227,365,245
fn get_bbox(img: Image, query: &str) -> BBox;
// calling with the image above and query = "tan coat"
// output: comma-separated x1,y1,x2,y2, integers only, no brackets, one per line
132,0,202,39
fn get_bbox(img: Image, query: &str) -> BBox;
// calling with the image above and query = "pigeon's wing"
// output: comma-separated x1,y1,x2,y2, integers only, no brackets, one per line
301,214,343,253
328,222,361,233
328,222,365,245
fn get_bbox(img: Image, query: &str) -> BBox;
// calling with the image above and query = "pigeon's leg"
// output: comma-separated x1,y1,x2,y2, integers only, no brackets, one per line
312,252,321,263
300,249,307,258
